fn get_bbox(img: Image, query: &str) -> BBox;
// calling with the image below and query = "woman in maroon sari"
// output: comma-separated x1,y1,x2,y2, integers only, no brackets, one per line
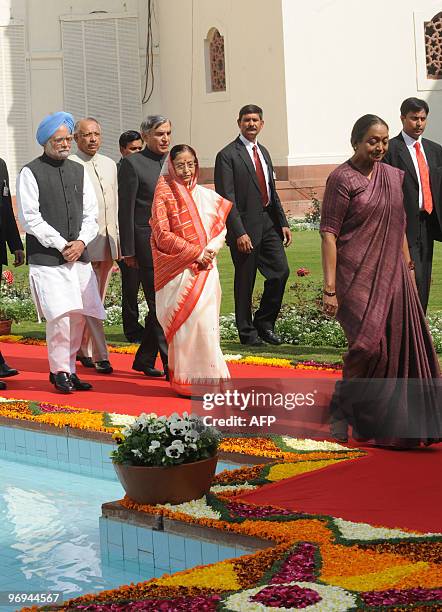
321,114,441,448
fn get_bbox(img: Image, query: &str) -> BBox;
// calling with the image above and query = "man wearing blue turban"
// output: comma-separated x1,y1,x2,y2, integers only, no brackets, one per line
16,112,105,393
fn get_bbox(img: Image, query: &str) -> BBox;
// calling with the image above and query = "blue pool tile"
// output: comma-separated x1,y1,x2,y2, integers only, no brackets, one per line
24,429,37,455
123,559,141,575
152,530,169,566
107,520,123,547
168,534,185,561
107,543,124,562
45,435,59,460
218,545,236,561
170,558,186,573
67,437,80,463
78,439,91,460
122,523,138,561
56,434,68,455
13,428,26,448
34,432,47,453
137,526,153,552
138,550,154,572
154,567,167,578
201,541,219,565
184,538,202,568
4,428,16,452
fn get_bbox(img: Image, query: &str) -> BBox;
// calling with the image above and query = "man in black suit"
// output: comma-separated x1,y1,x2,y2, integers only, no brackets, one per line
117,130,144,343
215,104,291,346
118,116,170,376
383,97,442,312
0,157,25,388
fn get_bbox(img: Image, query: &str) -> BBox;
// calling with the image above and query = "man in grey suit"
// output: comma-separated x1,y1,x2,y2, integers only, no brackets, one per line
118,116,170,377
215,104,291,346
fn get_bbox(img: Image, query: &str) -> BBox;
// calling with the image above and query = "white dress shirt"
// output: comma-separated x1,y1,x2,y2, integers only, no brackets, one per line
402,130,428,210
16,166,105,322
239,133,271,201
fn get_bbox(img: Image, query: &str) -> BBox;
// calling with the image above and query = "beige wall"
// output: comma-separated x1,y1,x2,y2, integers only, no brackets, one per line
281,0,442,167
157,0,289,169
2,0,158,166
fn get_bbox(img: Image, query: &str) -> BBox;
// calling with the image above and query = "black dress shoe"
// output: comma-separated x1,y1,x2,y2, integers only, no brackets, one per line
0,380,6,390
49,372,74,394
242,337,266,347
70,373,93,390
95,360,113,374
132,363,165,377
77,355,94,368
0,362,19,377
258,330,283,345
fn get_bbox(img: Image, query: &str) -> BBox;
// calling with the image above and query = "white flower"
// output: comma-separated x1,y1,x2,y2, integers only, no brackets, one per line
333,517,442,540
223,353,242,361
169,420,190,436
108,413,137,428
210,483,258,494
184,430,200,442
148,421,166,434
131,449,143,458
165,439,185,457
162,496,221,520
148,440,161,453
223,581,357,611
281,436,352,452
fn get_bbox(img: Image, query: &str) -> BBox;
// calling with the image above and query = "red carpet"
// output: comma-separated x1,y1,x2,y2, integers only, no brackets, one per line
237,444,442,533
0,343,339,416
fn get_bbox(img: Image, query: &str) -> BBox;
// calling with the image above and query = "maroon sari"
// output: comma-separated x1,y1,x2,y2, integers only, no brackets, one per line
321,161,441,447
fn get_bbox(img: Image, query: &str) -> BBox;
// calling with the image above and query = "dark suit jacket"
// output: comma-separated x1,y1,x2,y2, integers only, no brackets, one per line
383,133,442,244
214,136,288,246
0,158,23,265
118,148,165,268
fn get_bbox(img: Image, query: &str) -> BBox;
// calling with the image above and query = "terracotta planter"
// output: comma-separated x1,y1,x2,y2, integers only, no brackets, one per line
0,319,12,335
113,455,218,505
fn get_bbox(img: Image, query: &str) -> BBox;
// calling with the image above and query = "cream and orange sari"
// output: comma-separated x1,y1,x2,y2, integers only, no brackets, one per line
150,155,232,396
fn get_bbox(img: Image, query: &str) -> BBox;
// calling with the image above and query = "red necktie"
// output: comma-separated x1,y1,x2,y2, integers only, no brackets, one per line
414,141,433,214
253,145,269,206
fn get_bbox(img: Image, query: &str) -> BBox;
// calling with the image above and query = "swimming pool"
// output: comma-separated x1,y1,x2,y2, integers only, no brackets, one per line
0,457,147,610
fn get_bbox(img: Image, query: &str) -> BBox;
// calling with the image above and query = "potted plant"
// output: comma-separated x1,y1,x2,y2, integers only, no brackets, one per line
111,412,220,505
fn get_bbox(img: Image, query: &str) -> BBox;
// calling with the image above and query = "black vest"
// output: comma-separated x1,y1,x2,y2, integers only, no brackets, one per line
25,154,90,266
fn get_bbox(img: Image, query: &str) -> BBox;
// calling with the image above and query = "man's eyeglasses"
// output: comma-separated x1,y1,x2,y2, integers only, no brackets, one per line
51,136,74,145
79,131,101,138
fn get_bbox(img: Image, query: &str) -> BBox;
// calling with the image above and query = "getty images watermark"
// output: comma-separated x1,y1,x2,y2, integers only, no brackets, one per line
190,377,442,440
190,377,336,437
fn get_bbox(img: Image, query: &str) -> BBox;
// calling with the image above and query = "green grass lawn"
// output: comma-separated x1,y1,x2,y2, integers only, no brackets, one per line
5,231,442,366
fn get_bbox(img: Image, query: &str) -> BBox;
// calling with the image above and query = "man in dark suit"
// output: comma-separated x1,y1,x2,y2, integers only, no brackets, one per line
117,130,144,343
383,97,442,312
0,157,25,388
215,104,291,346
118,116,170,376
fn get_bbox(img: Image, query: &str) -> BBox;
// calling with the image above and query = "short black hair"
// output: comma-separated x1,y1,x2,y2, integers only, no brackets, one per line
170,144,198,162
400,97,429,116
238,104,263,120
119,130,142,148
350,114,389,148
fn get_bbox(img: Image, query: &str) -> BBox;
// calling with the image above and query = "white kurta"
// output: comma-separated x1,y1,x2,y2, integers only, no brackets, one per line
16,166,106,322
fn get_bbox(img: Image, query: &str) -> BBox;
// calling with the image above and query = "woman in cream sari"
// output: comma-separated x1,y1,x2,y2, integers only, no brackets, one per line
150,144,232,396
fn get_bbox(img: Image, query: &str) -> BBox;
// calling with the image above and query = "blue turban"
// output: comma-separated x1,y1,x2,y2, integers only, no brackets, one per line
36,111,75,146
